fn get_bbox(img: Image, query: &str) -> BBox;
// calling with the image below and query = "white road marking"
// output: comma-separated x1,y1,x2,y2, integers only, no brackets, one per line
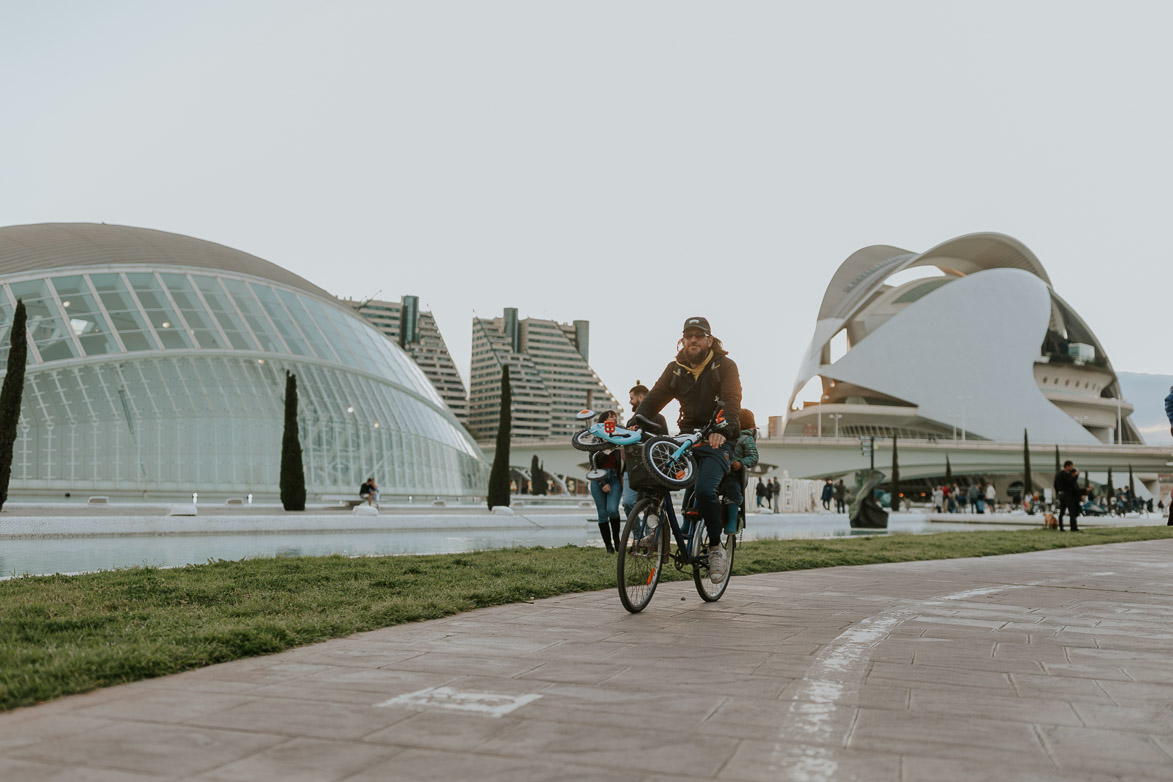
375,686,542,718
770,583,1031,781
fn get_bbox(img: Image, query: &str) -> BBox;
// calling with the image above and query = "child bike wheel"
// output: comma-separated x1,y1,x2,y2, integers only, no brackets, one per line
617,498,668,613
571,429,610,452
643,437,697,488
690,529,734,602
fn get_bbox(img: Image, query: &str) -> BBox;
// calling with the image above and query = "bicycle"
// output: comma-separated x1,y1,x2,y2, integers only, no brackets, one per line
572,401,742,612
572,400,742,613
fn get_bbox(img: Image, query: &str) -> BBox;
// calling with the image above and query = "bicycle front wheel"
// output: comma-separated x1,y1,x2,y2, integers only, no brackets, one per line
571,429,609,452
690,525,734,602
617,497,668,613
643,437,697,488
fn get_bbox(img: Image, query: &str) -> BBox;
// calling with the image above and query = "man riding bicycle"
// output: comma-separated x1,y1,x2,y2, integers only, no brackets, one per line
631,316,742,581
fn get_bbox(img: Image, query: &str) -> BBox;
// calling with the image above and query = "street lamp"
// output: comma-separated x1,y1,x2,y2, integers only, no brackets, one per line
828,413,843,439
817,394,829,437
958,395,973,442
1115,396,1122,445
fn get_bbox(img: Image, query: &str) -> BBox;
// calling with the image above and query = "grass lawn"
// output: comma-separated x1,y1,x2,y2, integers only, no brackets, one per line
2,525,1170,711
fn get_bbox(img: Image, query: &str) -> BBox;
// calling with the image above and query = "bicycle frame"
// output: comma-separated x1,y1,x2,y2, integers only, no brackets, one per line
585,419,642,446
641,489,704,567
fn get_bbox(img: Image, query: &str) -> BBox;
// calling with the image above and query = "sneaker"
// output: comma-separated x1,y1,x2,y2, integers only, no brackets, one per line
708,543,727,583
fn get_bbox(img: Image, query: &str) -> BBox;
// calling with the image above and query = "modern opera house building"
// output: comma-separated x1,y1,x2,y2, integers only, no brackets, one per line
785,232,1140,445
0,223,487,499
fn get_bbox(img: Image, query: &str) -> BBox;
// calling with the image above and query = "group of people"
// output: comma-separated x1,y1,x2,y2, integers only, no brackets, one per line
586,316,745,583
818,478,847,512
755,477,783,512
933,481,998,514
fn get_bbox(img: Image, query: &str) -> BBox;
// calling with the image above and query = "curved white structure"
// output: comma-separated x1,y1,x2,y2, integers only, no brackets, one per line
0,223,488,497
786,233,1139,445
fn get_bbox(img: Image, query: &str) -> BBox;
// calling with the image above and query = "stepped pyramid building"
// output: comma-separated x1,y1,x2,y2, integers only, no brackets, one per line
469,308,619,441
347,295,469,424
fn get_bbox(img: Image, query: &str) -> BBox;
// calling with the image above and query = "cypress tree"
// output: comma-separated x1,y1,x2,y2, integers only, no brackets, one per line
1022,429,1033,500
1054,445,1061,474
280,371,306,511
1106,467,1114,507
944,454,952,485
537,452,548,494
487,365,512,509
1128,464,1135,509
0,301,28,511
889,434,900,512
530,454,548,496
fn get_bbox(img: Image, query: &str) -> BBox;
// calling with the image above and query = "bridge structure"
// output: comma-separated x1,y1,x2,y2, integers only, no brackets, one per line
485,436,1173,498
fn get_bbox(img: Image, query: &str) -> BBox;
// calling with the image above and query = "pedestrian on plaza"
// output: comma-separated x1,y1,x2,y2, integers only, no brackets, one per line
932,485,944,513
621,383,668,519
588,411,624,553
771,477,781,512
834,479,847,513
359,476,380,508
957,485,968,513
755,478,767,508
967,483,982,513
1052,459,1083,532
821,479,834,511
1165,384,1173,437
985,481,997,514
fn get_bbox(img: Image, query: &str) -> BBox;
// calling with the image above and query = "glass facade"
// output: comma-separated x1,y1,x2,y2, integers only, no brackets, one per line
0,265,487,498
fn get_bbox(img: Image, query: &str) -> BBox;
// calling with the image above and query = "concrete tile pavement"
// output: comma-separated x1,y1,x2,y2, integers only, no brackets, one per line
3,540,1173,781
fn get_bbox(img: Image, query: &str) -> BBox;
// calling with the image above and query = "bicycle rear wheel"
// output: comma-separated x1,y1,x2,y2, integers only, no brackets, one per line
690,524,734,602
617,497,668,613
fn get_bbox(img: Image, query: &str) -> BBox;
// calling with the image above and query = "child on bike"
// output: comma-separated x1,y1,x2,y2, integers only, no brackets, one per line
718,409,759,534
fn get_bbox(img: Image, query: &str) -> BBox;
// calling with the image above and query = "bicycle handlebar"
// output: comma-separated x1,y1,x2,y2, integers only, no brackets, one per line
632,414,664,434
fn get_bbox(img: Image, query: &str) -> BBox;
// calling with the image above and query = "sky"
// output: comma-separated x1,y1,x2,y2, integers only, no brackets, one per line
2,1,1170,429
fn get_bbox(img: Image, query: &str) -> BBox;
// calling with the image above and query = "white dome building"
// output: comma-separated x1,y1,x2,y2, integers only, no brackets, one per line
0,223,487,498
786,232,1139,445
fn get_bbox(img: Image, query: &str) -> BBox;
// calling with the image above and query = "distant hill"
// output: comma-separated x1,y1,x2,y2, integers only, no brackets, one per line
1118,372,1173,445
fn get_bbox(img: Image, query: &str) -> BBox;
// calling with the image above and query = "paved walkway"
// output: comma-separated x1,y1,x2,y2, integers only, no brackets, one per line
3,541,1173,781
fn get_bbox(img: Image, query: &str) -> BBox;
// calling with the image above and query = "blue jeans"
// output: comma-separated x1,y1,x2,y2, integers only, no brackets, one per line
589,469,622,524
621,473,638,519
693,443,732,546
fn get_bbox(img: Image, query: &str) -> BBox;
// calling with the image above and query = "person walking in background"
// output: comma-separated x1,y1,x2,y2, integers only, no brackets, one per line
755,478,766,508
985,481,997,514
967,482,982,513
834,479,847,513
1166,385,1173,524
588,411,624,553
1166,384,1173,438
1053,459,1083,532
821,479,834,511
771,477,781,512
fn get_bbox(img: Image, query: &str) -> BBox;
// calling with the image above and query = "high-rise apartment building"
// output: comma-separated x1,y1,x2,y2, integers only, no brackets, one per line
348,295,469,423
469,308,619,441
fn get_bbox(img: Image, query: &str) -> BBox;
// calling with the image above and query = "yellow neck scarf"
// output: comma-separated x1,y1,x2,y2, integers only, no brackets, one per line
677,350,714,381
